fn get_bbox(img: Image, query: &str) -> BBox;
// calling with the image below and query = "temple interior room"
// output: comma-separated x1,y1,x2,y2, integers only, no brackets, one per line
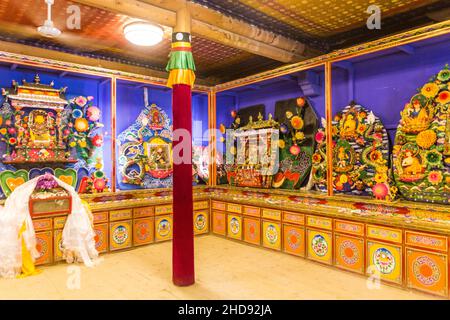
0,0,449,301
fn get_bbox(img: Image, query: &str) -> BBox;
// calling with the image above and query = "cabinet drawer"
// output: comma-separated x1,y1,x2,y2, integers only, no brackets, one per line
155,204,173,216
53,216,67,229
335,219,364,236
109,209,132,221
93,211,109,223
33,218,53,231
133,206,154,218
243,206,260,217
367,225,402,244
283,211,305,225
227,203,242,214
194,200,209,210
405,231,447,252
306,215,332,231
262,208,281,221
212,201,226,211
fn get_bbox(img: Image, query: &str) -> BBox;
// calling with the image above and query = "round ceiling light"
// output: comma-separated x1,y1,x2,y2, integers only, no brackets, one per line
124,22,164,46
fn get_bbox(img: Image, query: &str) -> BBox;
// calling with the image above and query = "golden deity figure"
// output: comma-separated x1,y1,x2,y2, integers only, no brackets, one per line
337,146,349,168
400,99,434,134
340,113,357,138
28,110,54,146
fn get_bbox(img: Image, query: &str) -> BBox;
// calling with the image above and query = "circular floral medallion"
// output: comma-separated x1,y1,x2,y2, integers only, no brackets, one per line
113,225,128,245
287,229,301,250
373,247,395,274
195,214,206,231
413,256,440,286
158,219,171,237
136,222,149,241
311,234,328,257
230,218,240,235
339,240,359,265
265,224,278,244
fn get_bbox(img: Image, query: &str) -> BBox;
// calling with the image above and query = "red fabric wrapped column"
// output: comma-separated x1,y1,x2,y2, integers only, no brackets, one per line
172,83,195,286
166,25,196,286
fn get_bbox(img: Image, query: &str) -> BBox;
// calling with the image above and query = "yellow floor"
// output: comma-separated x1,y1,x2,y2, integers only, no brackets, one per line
0,235,439,300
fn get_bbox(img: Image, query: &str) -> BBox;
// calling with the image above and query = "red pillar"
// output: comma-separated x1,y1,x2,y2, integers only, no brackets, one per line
172,83,195,286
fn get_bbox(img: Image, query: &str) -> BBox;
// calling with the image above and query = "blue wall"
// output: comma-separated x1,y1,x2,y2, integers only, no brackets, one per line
0,64,112,185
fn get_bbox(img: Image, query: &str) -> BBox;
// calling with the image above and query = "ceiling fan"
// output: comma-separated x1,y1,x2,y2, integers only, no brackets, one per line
37,0,61,38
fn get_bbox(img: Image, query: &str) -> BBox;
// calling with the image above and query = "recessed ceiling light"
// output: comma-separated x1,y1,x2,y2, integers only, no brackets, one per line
124,22,164,46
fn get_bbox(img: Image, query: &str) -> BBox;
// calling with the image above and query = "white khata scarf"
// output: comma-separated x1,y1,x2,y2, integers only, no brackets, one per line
0,176,99,278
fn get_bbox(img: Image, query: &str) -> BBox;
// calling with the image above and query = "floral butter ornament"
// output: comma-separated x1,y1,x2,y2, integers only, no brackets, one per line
393,65,450,204
312,102,394,200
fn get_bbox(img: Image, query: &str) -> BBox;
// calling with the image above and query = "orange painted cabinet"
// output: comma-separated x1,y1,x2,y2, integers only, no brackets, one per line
35,231,53,265
133,217,154,246
405,231,448,297
334,220,365,274
243,217,261,245
212,211,226,236
94,223,109,253
283,224,305,257
334,234,364,274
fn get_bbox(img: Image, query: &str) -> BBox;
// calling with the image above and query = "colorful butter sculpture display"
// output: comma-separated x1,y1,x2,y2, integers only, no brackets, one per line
221,97,317,190
225,112,279,188
117,101,173,189
272,97,318,189
312,103,393,199
0,75,108,198
393,66,450,204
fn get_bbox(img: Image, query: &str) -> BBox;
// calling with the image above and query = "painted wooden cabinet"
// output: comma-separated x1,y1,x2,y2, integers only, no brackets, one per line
243,217,261,245
262,220,281,251
283,224,305,257
133,217,154,246
155,215,173,242
227,214,242,240
212,210,226,236
109,220,132,251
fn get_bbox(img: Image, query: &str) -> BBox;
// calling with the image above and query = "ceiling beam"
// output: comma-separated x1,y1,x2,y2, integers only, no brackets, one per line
0,40,168,81
72,0,314,63
140,0,309,57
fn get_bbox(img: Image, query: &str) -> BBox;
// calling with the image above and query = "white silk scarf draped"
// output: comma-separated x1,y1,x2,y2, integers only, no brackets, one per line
0,176,98,278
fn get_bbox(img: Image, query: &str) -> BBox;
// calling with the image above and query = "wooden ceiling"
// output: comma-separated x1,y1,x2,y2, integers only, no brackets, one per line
0,0,448,85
